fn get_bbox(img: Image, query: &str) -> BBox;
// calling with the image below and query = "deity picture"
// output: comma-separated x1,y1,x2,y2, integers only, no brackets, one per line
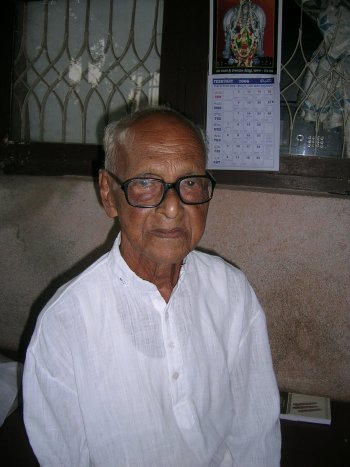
223,0,266,67
212,0,279,74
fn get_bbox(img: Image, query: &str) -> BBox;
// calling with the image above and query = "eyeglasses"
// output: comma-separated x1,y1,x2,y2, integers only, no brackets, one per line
106,170,216,208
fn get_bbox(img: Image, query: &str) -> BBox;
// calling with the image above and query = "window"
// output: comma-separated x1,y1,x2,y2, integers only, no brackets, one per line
1,0,350,195
280,1,349,160
1,0,163,175
12,0,162,144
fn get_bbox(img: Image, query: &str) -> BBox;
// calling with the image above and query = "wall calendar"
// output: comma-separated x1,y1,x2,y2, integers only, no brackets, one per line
207,0,282,171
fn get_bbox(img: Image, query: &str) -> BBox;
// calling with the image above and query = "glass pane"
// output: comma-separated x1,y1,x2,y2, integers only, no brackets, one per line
280,1,349,158
12,0,163,144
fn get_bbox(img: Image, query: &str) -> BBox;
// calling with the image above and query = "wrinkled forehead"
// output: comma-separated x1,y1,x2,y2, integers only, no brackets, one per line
117,114,206,167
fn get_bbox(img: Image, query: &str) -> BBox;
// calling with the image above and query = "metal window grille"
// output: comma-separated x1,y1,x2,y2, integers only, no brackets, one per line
280,1,350,158
11,1,349,158
11,0,163,144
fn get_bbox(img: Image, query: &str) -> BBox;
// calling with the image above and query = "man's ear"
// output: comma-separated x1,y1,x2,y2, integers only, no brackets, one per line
99,170,118,218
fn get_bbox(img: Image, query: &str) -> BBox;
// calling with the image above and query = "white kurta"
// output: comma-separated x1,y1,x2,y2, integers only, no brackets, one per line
23,235,281,466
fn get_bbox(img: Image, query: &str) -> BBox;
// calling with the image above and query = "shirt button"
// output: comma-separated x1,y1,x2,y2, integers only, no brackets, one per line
172,372,179,380
168,341,175,349
165,311,169,320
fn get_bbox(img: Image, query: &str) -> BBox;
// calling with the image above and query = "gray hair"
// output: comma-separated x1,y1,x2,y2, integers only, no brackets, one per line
103,106,208,174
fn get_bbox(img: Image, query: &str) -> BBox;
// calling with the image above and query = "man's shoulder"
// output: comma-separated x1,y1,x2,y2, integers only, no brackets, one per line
43,251,111,313
29,251,113,341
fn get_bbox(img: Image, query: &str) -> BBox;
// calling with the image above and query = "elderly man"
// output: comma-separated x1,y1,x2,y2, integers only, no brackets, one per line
23,107,281,466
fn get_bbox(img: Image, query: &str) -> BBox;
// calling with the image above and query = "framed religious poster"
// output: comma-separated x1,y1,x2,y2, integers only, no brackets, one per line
211,0,280,75
207,0,282,171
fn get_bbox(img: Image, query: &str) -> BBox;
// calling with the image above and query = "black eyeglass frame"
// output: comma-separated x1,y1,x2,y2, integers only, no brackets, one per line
106,170,216,208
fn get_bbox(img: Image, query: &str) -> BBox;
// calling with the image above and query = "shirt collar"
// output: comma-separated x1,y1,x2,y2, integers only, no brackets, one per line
107,232,189,292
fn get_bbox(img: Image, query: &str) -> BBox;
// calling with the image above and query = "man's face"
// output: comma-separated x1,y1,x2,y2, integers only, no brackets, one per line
108,115,209,270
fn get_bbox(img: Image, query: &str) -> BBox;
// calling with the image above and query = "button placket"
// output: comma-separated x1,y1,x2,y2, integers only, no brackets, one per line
162,304,184,402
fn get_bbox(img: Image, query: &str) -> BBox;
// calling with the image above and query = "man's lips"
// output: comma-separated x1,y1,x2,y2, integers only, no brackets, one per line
151,228,184,239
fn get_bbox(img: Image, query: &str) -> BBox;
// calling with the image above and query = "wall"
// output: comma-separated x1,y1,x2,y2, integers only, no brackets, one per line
0,175,117,359
1,175,349,400
200,186,350,401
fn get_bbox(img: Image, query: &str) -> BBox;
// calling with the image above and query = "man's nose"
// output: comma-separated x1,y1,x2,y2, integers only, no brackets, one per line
157,186,182,218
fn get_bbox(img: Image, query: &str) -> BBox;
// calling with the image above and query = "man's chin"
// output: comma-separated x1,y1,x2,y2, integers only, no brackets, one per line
146,244,190,266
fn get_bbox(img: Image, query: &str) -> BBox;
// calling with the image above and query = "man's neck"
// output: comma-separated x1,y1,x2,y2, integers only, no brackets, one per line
120,244,182,302
145,262,182,302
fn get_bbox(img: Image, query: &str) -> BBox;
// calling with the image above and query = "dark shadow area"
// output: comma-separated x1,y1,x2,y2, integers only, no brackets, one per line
0,405,39,466
280,399,350,467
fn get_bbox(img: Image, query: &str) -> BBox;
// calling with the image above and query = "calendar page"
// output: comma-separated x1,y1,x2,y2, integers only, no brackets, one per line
207,0,282,171
207,75,280,170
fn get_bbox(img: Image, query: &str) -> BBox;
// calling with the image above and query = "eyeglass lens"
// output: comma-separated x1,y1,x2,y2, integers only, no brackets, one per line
126,176,213,207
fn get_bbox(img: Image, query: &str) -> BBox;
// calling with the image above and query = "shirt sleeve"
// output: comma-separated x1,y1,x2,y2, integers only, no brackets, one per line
226,278,281,467
23,308,91,467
